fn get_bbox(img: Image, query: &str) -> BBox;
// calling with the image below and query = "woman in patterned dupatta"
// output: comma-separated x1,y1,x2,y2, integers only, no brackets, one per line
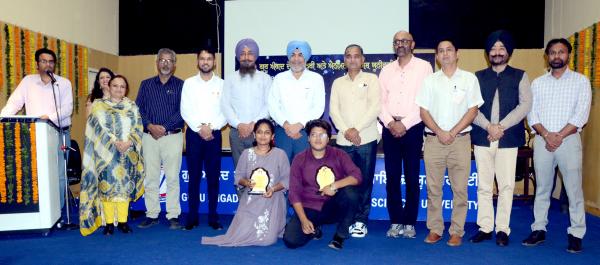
79,75,144,236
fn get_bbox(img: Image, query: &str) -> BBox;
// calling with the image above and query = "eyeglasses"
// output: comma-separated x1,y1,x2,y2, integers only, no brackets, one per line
309,132,328,140
39,59,55,65
158,58,174,65
393,39,413,46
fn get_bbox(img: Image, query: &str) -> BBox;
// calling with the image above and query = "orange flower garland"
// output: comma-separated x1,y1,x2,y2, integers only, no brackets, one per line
67,43,73,82
7,24,15,96
36,32,43,50
15,122,22,203
0,123,6,203
14,27,21,84
24,30,32,75
30,123,38,204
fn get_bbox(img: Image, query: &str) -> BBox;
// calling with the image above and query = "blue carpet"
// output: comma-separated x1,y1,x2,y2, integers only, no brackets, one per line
1,201,599,265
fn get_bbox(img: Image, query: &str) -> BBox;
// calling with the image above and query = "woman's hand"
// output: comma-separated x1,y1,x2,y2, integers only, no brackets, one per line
262,187,274,198
115,141,131,153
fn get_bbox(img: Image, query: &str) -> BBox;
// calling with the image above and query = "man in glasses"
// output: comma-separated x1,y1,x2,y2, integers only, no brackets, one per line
1,48,73,221
283,119,362,250
135,48,185,230
379,31,432,239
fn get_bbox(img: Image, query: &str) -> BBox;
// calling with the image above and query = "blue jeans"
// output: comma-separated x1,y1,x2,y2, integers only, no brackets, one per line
274,126,308,163
338,140,377,223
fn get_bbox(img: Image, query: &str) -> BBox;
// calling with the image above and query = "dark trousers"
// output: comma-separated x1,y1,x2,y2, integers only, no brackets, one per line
338,140,377,223
283,187,359,249
382,122,424,225
185,129,222,225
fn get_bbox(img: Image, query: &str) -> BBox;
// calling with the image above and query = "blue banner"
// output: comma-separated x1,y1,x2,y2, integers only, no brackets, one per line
130,155,479,222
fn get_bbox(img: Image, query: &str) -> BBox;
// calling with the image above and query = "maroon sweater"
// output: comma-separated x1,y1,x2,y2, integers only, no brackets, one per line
288,146,362,211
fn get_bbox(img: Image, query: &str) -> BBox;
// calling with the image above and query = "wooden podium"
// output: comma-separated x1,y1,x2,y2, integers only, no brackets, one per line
0,117,61,233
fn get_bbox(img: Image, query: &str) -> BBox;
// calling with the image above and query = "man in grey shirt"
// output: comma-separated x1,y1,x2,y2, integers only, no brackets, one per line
221,38,272,167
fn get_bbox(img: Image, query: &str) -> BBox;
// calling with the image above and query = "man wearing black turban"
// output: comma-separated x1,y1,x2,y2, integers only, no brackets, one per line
469,30,532,246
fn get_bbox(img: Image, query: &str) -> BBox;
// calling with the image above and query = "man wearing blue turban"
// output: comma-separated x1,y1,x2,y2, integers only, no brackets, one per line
268,40,325,162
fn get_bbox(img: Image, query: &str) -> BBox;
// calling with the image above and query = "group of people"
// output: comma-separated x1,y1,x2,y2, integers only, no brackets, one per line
0,29,591,253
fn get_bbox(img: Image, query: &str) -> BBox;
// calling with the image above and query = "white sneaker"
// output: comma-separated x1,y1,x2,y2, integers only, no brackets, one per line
386,224,404,238
403,225,416,238
349,222,368,238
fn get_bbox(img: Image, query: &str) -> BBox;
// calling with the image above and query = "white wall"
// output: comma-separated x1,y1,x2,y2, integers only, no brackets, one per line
0,0,119,55
545,0,600,42
224,0,409,75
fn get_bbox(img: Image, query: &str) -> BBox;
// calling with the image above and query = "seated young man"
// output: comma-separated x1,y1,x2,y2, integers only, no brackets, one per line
283,119,362,250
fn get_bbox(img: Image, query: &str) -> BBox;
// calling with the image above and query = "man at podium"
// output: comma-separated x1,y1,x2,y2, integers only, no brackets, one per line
0,48,73,215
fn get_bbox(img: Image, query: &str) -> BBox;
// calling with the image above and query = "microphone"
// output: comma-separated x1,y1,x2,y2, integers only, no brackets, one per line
46,70,56,83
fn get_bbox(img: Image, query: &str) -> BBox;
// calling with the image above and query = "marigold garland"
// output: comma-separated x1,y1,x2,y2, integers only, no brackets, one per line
19,29,25,80
60,40,67,77
6,24,14,98
1,21,92,113
15,122,22,203
569,22,600,105
5,123,15,203
30,123,38,204
0,123,6,203
20,122,31,205
14,27,21,85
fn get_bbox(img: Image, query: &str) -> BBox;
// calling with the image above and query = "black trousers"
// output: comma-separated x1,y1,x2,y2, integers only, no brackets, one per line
382,122,424,225
185,129,221,225
283,187,359,249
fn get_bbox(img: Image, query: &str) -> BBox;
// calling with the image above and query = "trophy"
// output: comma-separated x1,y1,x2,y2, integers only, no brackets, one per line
315,165,335,193
248,167,270,195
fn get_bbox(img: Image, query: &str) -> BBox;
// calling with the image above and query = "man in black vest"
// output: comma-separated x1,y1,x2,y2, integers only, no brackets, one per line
469,30,532,246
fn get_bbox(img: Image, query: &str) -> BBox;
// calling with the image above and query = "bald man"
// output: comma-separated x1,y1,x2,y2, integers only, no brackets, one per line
379,31,433,239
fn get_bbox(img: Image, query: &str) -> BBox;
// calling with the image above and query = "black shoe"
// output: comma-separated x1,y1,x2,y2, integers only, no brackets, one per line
313,227,323,240
102,224,114,235
181,220,199,231
496,231,509,246
137,217,159,229
522,230,546,246
567,234,583,253
469,231,492,243
117,222,132,234
209,221,223,230
169,218,181,230
328,234,344,250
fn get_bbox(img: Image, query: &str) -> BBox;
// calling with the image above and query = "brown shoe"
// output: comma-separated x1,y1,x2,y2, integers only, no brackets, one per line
424,232,442,244
447,234,463,247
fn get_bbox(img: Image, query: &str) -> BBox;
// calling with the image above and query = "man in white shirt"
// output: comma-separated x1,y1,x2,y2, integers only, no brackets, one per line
180,47,226,231
268,40,325,162
522,38,591,254
416,39,483,247
221,38,272,168
1,48,73,214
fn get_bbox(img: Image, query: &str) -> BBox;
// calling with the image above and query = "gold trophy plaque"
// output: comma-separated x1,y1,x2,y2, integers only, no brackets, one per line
315,165,335,193
248,167,270,195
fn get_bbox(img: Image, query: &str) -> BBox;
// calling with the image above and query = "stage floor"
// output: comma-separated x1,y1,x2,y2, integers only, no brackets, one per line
0,200,598,265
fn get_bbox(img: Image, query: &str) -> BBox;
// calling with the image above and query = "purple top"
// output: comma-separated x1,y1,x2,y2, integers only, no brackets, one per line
288,146,362,211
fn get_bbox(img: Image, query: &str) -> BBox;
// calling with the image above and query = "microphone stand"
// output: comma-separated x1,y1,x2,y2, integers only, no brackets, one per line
49,71,78,230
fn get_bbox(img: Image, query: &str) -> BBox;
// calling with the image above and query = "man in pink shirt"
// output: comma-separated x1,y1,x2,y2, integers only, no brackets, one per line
379,31,432,239
1,48,73,218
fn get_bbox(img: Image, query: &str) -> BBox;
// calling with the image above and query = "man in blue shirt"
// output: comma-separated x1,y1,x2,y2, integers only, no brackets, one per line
135,48,185,230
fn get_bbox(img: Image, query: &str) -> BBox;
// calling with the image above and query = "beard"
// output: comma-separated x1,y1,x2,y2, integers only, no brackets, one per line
395,46,411,58
198,64,213,74
239,60,256,77
549,59,566,69
489,54,509,66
